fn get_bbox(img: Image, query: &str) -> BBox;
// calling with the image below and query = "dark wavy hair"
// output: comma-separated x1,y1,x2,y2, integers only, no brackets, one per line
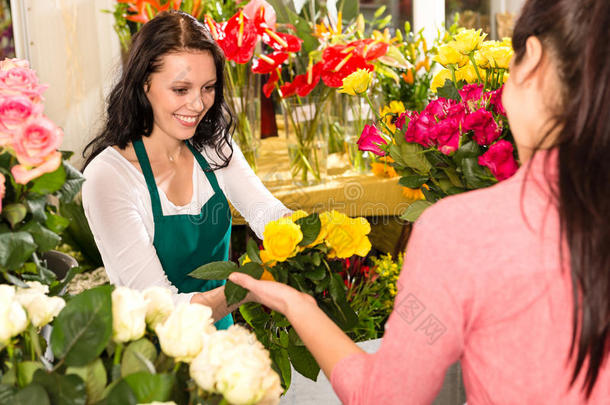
83,10,234,169
513,0,609,397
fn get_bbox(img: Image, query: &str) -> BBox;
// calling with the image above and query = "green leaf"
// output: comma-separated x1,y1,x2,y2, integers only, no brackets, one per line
303,266,325,281
239,302,270,329
30,164,66,195
124,372,174,403
17,361,42,387
224,262,264,306
246,238,262,264
51,285,113,367
11,384,49,405
453,140,481,164
461,157,496,189
442,167,465,188
288,327,304,346
2,203,27,228
398,175,428,189
287,342,320,381
49,265,86,296
400,200,434,222
56,162,85,203
66,359,107,404
295,214,321,247
0,232,37,270
437,79,461,101
270,347,291,391
45,213,71,234
188,261,237,280
102,379,137,405
319,298,359,331
59,202,102,267
329,273,346,302
0,384,17,404
289,273,312,294
121,338,157,377
400,143,432,174
31,369,86,405
21,222,61,252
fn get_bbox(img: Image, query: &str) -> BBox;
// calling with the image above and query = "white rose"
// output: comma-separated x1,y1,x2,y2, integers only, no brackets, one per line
142,287,174,329
190,325,281,405
15,282,65,328
0,285,28,343
155,303,214,363
112,287,146,343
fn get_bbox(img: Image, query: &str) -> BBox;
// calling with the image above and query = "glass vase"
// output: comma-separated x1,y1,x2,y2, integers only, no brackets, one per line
342,95,374,173
282,96,330,186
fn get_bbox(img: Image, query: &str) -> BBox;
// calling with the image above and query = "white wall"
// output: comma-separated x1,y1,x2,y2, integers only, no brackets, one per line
11,0,121,166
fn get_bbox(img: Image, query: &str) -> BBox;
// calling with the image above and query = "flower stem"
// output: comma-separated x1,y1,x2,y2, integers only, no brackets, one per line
469,53,484,83
114,343,123,365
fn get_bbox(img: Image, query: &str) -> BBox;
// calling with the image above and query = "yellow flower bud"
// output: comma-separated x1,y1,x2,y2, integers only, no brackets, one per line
452,28,487,54
480,44,513,69
339,69,373,96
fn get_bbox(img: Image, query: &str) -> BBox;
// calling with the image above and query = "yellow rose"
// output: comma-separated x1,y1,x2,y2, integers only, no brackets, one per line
324,211,372,259
433,43,468,68
259,249,277,267
402,187,425,200
501,37,512,48
456,64,479,84
290,210,309,222
262,217,303,262
339,68,373,96
431,69,452,92
480,44,513,69
452,29,487,54
260,270,275,281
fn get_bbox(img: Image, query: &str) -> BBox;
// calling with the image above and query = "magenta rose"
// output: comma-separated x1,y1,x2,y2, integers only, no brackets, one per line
463,108,501,146
0,95,43,131
488,86,506,115
406,111,436,147
0,172,5,214
478,140,519,181
11,116,63,167
432,118,461,155
0,67,48,101
445,102,468,126
422,98,454,120
459,84,484,103
357,124,388,156
395,111,408,130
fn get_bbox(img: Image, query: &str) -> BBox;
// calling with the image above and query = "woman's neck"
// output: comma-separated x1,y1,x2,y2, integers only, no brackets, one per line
142,132,185,163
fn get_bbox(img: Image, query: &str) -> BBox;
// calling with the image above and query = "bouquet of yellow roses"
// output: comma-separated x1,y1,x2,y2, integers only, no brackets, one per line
189,210,372,387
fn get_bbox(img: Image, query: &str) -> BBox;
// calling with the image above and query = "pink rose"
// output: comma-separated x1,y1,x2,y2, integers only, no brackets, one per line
0,67,48,101
406,111,436,147
478,140,519,181
11,151,62,185
357,124,387,156
432,118,461,155
0,173,5,214
11,116,63,167
0,129,11,146
0,58,30,71
488,86,506,115
0,95,43,131
459,84,484,103
243,0,277,29
445,102,467,125
423,98,453,120
463,108,500,146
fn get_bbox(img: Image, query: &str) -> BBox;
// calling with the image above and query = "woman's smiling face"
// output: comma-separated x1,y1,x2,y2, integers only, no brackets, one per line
145,50,217,141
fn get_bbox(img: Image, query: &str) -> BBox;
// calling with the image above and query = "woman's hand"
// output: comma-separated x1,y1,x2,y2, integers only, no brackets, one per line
228,272,316,317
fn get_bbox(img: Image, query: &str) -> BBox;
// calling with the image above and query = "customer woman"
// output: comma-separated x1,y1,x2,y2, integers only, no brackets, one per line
230,0,610,402
82,11,290,329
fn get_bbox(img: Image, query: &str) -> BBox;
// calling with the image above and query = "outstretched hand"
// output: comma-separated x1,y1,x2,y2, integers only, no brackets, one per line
228,272,316,316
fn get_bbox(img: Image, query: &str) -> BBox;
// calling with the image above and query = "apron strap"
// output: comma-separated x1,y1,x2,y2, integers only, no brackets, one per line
185,141,223,194
133,139,164,218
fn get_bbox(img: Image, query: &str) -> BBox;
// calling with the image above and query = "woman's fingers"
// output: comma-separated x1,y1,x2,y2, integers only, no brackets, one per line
228,272,257,289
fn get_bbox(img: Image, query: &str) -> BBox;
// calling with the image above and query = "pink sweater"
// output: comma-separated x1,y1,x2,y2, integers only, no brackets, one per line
331,151,609,404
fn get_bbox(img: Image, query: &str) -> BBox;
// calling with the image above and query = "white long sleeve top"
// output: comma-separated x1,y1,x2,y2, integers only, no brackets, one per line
82,141,291,305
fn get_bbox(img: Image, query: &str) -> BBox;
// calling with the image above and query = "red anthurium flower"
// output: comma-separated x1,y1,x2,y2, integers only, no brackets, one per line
348,39,389,61
204,15,224,41
252,51,289,74
279,81,297,98
262,30,302,53
278,61,323,98
216,11,258,64
263,68,281,98
243,0,277,32
321,45,374,88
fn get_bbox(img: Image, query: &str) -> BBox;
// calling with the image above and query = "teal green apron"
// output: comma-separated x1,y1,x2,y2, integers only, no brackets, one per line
133,139,233,330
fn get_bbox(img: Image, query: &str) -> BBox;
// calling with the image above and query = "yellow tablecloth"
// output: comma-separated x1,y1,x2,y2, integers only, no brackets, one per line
231,137,413,225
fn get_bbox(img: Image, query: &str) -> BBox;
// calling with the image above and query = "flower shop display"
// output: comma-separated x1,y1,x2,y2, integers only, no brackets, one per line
0,57,85,290
189,210,372,387
355,29,518,221
0,282,282,404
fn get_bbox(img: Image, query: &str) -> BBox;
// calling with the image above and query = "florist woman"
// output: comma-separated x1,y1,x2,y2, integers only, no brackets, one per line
82,11,290,329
